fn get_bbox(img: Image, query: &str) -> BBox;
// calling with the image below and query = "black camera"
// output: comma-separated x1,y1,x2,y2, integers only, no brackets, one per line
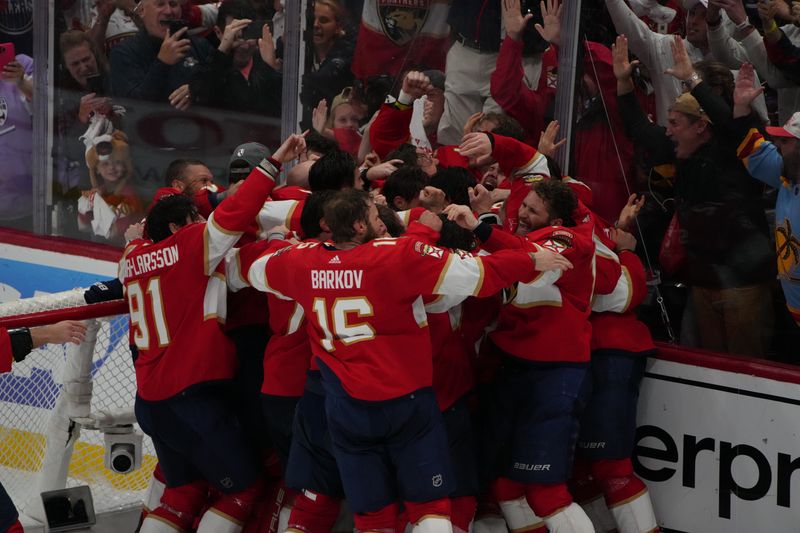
162,19,189,36
85,74,104,95
243,19,270,40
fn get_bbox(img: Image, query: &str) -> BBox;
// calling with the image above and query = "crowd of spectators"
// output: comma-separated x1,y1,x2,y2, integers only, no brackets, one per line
4,0,800,355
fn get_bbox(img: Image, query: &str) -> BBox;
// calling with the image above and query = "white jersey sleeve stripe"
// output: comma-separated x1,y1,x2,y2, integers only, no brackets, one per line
204,216,244,276
203,272,228,323
248,253,293,300
432,254,484,296
592,266,634,313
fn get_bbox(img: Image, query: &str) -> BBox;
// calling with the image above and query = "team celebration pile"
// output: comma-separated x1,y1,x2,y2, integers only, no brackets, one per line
2,0,800,531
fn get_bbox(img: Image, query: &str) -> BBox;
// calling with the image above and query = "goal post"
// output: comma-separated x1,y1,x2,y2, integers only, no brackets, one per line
0,289,153,524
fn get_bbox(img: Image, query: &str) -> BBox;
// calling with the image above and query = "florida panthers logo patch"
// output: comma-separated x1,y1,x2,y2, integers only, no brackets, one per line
542,230,574,254
414,241,444,259
377,0,430,46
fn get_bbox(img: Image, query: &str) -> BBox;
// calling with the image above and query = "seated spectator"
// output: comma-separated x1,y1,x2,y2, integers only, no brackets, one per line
109,0,214,107
300,0,355,127
78,131,144,244
0,53,34,229
191,0,283,117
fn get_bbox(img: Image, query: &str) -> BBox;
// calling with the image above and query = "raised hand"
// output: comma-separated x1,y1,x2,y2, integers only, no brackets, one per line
419,186,447,213
733,62,763,117
664,35,696,82
402,71,433,101
458,132,493,166
273,132,308,163
612,35,640,82
537,120,567,158
218,18,252,53
463,112,485,136
534,0,562,45
469,184,494,214
530,247,573,271
616,193,645,231
312,99,328,133
418,209,444,232
443,204,480,230
366,159,403,181
157,26,191,65
0,60,24,84
502,0,533,41
259,22,282,70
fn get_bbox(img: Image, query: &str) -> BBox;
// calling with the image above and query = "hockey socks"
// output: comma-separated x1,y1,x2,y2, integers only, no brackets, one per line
138,463,167,529
450,495,477,533
592,459,659,533
196,478,265,533
472,495,509,533
526,483,594,533
406,498,452,533
354,502,401,533
287,489,341,533
492,478,546,533
571,458,618,532
140,479,209,532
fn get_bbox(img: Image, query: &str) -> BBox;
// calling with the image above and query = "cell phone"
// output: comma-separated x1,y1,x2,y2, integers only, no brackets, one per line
243,19,269,40
0,42,16,70
86,74,104,95
162,19,188,36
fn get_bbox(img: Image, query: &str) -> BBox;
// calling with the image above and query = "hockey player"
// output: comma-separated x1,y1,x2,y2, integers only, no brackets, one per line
573,225,660,533
445,178,596,533
243,189,572,532
120,133,306,533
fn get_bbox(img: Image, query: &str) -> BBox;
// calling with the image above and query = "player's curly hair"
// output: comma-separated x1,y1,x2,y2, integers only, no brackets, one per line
323,189,371,243
145,194,200,243
533,179,577,228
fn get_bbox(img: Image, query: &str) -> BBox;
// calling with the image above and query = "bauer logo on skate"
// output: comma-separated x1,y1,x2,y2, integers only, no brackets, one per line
310,270,364,289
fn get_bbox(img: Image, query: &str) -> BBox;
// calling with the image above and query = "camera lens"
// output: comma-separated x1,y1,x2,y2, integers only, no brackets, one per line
110,443,135,473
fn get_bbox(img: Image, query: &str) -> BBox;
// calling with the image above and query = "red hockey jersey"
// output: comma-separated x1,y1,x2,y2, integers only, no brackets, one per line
483,222,596,364
119,164,278,401
245,236,541,401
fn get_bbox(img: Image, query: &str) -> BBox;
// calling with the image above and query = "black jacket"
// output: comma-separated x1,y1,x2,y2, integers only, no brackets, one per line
617,83,775,289
191,49,283,117
110,29,214,102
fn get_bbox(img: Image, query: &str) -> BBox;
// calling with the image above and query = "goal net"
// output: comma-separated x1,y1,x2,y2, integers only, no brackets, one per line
0,289,153,521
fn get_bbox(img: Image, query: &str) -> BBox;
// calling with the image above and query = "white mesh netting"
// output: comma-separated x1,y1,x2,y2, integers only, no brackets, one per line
0,291,154,517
